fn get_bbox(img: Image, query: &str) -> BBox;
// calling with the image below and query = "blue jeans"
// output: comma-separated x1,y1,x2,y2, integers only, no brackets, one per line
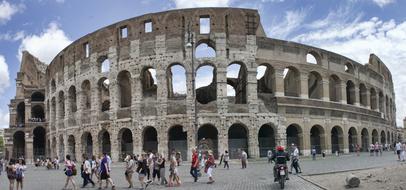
190,167,198,181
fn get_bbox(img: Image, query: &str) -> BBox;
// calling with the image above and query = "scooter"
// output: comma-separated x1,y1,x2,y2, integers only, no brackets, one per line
276,164,287,189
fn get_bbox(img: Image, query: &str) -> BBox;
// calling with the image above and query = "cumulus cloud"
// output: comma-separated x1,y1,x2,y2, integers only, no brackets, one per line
172,0,230,8
18,22,72,64
372,0,395,7
0,31,25,41
0,1,24,24
0,108,9,129
268,9,308,39
291,11,406,126
0,55,10,95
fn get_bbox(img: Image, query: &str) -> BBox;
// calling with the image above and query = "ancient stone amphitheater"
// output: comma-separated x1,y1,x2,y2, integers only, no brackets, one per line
4,8,399,162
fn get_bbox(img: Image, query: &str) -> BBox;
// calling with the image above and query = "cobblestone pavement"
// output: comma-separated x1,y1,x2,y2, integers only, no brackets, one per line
0,151,399,190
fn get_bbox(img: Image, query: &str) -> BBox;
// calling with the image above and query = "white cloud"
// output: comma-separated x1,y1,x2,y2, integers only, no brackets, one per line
0,1,24,24
18,22,72,64
0,108,9,129
268,9,308,39
291,11,406,126
372,0,395,7
0,31,25,41
172,0,230,8
0,55,10,96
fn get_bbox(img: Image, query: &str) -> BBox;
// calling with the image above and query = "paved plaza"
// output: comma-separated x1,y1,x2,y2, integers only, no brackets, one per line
0,152,400,190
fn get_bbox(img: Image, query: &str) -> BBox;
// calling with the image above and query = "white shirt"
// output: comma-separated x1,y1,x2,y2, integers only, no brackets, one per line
396,143,402,151
293,148,299,157
84,160,92,174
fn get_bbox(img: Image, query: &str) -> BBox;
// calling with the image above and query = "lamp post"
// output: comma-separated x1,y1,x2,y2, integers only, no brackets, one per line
186,24,197,148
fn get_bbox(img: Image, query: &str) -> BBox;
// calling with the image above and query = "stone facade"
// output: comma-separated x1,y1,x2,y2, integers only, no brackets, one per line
4,8,399,163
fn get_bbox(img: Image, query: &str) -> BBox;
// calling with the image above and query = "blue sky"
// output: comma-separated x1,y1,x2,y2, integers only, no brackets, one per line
1,0,406,128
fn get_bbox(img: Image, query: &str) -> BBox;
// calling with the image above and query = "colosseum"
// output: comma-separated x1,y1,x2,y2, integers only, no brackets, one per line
3,8,400,163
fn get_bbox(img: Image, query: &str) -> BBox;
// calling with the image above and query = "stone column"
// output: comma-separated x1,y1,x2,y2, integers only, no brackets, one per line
216,67,228,115
343,131,349,154
322,79,330,101
157,126,168,159
302,132,311,156
75,134,82,162
366,89,371,109
357,130,363,151
323,130,331,155
300,72,308,99
111,131,119,162
340,82,347,104
354,87,360,107
218,119,228,159
276,121,287,148
187,125,196,161
26,136,34,164
274,68,285,97
247,67,258,113
248,126,259,158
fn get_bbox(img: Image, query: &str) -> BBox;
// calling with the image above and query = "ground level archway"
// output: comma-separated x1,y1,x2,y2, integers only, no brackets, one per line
33,127,46,159
99,130,111,156
258,124,276,157
197,124,218,158
310,125,325,154
67,135,76,161
13,131,25,158
348,127,358,152
168,125,187,161
286,124,303,153
143,127,158,153
331,126,344,153
82,132,93,158
228,123,249,159
361,128,369,152
119,128,133,161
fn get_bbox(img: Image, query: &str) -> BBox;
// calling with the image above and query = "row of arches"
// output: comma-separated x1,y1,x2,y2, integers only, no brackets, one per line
12,124,398,161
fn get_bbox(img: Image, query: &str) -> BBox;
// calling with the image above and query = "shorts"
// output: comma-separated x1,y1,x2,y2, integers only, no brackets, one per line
100,172,109,180
207,167,213,177
139,173,146,178
397,150,401,155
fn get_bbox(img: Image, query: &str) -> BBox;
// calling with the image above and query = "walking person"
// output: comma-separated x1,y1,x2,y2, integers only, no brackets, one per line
205,150,215,184
267,149,273,163
15,159,26,190
124,155,135,188
168,154,181,187
6,158,16,190
190,148,199,182
63,155,77,190
240,150,247,169
81,154,95,188
90,155,97,182
396,142,401,160
356,144,360,156
312,147,317,160
223,150,230,169
290,144,302,174
152,154,161,184
401,143,406,162
157,153,167,185
374,142,379,157
136,154,148,190
99,153,116,190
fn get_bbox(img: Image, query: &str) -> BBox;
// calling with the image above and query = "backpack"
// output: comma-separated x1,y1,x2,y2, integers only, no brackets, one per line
15,168,23,180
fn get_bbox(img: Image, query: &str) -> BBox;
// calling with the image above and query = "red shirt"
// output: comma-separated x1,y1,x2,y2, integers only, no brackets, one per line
191,152,198,167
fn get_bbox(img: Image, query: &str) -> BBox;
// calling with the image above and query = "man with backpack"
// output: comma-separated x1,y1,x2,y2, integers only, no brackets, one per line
81,154,95,188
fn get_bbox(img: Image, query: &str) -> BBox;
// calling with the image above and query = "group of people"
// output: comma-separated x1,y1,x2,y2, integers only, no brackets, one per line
3,158,27,190
34,157,60,169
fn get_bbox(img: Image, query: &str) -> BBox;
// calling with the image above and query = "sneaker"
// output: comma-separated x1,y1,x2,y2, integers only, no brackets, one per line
274,178,278,182
286,177,290,180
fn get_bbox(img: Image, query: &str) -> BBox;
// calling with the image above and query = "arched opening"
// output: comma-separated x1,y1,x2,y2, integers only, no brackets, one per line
58,135,65,161
310,125,325,154
372,130,379,144
51,79,56,93
68,86,77,113
196,65,217,104
258,124,276,157
380,131,386,144
306,51,320,64
13,131,25,158
67,135,76,161
361,128,369,152
331,126,344,153
98,130,111,156
16,102,25,127
143,127,158,153
141,67,157,98
283,66,300,97
198,124,218,158
387,131,391,145
117,70,132,108
119,128,133,160
346,80,355,105
58,91,65,119
370,88,377,110
99,57,110,73
167,64,187,98
31,105,45,121
348,127,358,152
227,62,247,104
81,132,93,158
33,127,46,159
51,98,56,123
359,84,367,107
195,42,216,58
329,75,341,102
308,71,323,99
31,92,45,102
257,64,275,95
345,62,354,74
385,95,389,118
168,125,187,161
97,77,110,112
286,124,303,153
81,80,91,110
379,91,384,113
228,123,248,159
